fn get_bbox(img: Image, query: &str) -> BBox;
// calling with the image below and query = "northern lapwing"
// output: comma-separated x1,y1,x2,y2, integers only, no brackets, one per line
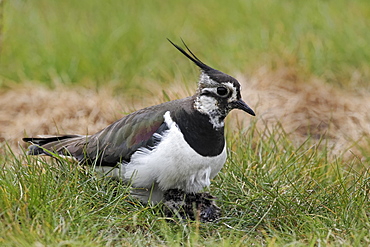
23,40,255,207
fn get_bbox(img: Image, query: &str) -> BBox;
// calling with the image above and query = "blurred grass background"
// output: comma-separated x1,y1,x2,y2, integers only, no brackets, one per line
1,0,369,91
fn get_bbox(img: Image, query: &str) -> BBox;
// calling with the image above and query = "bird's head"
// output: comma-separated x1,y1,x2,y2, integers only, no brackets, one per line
168,39,255,129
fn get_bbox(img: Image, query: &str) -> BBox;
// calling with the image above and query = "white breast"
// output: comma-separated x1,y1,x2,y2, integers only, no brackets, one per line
96,111,227,194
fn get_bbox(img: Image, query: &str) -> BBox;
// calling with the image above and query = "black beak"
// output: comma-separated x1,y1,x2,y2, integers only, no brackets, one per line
231,99,255,116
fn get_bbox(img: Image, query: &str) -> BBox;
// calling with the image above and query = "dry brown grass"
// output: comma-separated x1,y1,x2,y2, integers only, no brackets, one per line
240,66,370,158
0,84,120,149
1,67,369,159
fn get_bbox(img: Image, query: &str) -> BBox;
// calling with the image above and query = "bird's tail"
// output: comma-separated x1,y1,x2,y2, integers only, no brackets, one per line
22,135,86,158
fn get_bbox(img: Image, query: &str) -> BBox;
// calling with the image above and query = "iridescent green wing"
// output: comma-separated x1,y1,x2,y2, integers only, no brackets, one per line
79,106,169,166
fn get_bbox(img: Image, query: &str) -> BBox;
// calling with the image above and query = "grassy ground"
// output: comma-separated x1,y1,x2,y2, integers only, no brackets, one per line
1,125,369,246
1,0,370,246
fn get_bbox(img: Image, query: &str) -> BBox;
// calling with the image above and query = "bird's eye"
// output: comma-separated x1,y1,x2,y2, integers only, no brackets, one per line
217,86,228,96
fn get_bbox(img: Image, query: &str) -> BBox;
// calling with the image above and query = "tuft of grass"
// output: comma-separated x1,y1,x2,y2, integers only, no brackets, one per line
1,122,369,246
217,122,370,245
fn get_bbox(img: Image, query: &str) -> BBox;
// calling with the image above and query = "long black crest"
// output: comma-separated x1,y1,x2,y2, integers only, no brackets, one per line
167,39,214,72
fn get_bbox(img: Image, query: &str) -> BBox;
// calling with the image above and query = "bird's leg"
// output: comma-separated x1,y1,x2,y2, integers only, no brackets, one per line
163,189,221,222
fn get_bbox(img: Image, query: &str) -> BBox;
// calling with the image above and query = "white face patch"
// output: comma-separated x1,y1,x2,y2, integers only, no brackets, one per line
194,80,239,129
194,94,218,112
194,95,224,129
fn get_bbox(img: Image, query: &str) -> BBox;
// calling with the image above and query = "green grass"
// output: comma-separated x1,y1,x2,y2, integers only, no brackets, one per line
1,0,370,90
1,123,369,246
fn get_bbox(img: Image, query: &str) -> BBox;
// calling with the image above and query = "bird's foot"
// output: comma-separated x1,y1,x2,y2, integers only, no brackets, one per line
163,189,221,222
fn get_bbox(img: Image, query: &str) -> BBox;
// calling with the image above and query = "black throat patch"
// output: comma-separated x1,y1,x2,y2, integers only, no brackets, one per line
171,109,225,157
